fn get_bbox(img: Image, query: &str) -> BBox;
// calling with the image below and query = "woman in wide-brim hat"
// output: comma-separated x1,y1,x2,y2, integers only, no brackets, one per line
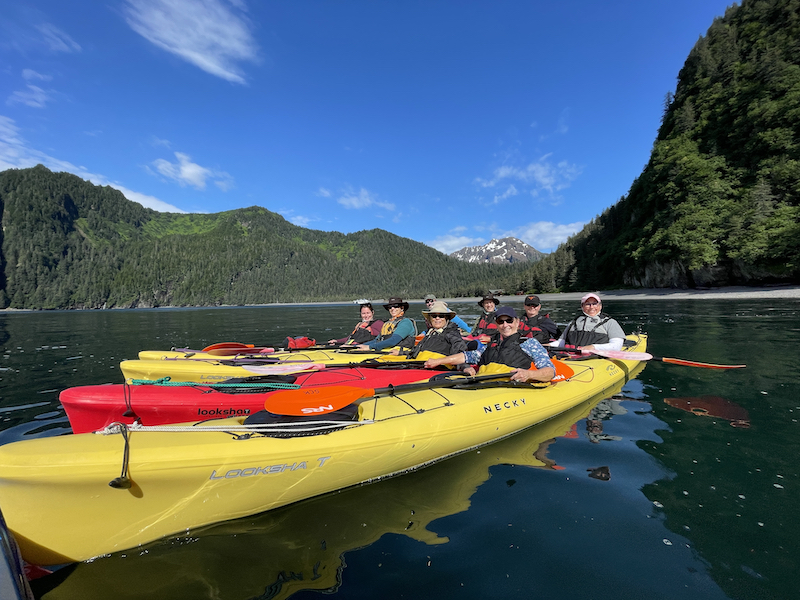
401,300,467,359
357,297,416,351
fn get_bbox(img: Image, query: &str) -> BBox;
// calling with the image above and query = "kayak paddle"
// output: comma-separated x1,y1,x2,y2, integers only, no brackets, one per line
264,372,529,416
583,348,746,369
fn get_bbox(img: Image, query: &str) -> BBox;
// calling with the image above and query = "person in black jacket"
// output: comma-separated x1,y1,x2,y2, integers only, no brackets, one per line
519,295,560,343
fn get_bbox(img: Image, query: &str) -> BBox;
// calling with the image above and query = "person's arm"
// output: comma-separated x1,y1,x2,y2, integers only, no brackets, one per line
582,320,625,352
365,319,415,351
452,315,471,335
511,338,555,382
424,351,467,369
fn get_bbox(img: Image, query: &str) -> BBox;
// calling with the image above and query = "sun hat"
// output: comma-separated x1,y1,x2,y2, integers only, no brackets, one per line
422,300,455,318
524,295,541,306
494,306,517,320
580,292,601,304
423,293,436,301
382,297,410,311
477,293,500,308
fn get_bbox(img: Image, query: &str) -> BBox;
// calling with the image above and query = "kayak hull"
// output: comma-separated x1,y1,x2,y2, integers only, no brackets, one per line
0,335,646,566
122,349,394,382
62,367,439,434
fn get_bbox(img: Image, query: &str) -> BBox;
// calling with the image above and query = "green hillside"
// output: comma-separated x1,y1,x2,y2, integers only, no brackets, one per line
0,165,525,309
517,0,800,291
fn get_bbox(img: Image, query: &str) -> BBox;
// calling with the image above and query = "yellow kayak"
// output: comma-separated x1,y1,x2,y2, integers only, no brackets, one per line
122,349,421,382
0,335,646,566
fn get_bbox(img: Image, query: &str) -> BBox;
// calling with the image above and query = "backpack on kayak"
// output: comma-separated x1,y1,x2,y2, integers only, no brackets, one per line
283,336,317,350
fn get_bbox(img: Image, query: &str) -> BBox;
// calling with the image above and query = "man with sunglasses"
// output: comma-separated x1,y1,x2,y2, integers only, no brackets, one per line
423,294,470,334
423,306,555,383
551,292,626,352
357,297,417,351
519,295,560,343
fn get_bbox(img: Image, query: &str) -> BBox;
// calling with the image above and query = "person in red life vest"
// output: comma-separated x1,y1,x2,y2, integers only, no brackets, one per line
518,295,561,343
424,306,555,383
328,302,384,346
470,293,501,340
356,297,416,351
550,292,626,352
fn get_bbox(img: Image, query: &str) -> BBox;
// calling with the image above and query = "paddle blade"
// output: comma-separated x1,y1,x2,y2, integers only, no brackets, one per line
551,359,574,382
265,386,373,416
660,357,746,369
207,347,275,356
243,363,325,376
586,349,653,361
202,342,255,352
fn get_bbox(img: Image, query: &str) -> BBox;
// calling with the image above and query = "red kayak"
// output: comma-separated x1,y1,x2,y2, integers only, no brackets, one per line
61,366,438,434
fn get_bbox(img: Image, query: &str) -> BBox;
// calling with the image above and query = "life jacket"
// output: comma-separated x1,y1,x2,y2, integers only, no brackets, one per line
347,320,379,344
410,322,464,359
471,312,498,336
518,315,548,343
478,332,534,370
562,313,613,347
283,336,316,349
379,317,416,348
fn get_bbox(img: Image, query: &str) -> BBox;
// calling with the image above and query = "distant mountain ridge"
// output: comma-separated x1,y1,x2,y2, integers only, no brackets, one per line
449,237,545,265
0,165,527,309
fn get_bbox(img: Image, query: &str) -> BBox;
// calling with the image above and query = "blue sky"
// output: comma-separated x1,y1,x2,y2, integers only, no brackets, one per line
1,0,735,253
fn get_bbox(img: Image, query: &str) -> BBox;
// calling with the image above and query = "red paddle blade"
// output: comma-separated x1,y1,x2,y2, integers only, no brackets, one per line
660,357,746,369
264,386,373,416
201,342,255,352
206,347,275,356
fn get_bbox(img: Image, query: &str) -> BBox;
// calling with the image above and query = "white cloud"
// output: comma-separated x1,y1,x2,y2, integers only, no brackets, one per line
337,187,394,211
123,0,259,84
22,69,52,82
316,187,331,197
426,234,485,255
0,114,185,212
502,220,585,253
492,184,518,204
152,151,232,191
7,84,52,108
475,154,582,199
36,23,81,53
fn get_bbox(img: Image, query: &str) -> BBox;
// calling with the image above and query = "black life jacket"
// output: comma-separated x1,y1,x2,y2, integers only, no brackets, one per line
347,320,379,344
519,315,549,343
471,312,498,336
479,332,533,369
563,313,613,346
410,322,465,358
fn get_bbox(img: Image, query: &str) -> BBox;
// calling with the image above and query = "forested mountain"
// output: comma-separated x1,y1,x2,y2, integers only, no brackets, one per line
514,0,800,291
0,166,522,309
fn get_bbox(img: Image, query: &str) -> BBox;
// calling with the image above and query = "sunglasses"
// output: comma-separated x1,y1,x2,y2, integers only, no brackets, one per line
425,299,435,304
388,304,403,309
496,317,514,324
429,313,448,319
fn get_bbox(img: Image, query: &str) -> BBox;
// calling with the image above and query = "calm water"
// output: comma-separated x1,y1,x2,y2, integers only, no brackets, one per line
1,298,798,600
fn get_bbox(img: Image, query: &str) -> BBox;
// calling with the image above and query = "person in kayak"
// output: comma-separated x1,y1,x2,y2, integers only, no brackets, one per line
550,292,626,352
518,295,560,343
356,297,416,351
470,293,501,339
423,306,555,383
422,294,470,334
328,302,384,346
391,300,467,359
